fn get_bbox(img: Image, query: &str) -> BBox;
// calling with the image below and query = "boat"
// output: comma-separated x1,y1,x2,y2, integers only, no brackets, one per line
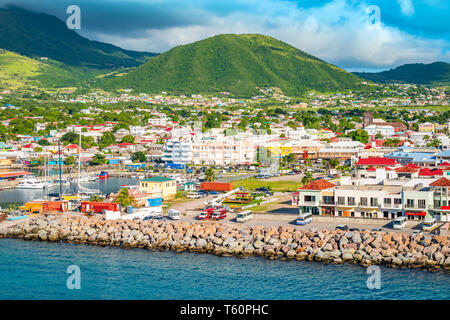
17,176,47,189
98,171,109,180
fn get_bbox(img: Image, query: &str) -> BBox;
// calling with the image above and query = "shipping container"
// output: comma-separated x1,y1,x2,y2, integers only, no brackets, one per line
80,201,119,213
43,201,69,213
200,182,233,192
147,197,163,207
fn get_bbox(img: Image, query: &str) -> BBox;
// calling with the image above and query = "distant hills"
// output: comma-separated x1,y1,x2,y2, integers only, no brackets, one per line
353,62,450,85
0,7,156,69
102,34,363,96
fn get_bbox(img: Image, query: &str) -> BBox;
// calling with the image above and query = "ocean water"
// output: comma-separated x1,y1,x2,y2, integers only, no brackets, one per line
0,239,448,300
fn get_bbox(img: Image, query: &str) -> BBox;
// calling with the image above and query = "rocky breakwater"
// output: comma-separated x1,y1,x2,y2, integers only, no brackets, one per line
1,215,449,271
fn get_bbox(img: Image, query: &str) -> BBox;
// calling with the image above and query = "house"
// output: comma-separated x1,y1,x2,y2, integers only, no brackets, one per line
139,176,177,200
418,122,435,134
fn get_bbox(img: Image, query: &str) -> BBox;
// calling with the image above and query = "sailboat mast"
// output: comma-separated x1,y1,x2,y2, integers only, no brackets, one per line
58,139,62,199
78,133,81,197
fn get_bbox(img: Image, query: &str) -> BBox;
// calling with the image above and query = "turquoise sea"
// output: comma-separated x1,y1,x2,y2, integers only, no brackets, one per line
0,239,449,300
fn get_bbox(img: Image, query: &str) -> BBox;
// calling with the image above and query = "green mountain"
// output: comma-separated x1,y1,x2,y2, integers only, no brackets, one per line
0,49,107,89
102,34,363,96
353,62,450,85
0,7,156,69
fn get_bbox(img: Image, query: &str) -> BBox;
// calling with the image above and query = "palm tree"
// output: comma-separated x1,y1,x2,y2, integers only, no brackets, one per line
89,194,104,202
205,168,215,182
115,188,134,207
301,172,313,185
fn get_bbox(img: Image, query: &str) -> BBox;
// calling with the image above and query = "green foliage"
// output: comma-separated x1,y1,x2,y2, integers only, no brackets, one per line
103,34,362,96
90,153,107,166
121,135,135,144
354,62,450,85
98,132,116,150
346,129,369,144
131,151,146,163
65,155,76,166
115,188,134,207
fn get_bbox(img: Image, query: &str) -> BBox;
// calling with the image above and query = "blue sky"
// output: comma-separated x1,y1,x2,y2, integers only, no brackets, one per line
1,0,449,71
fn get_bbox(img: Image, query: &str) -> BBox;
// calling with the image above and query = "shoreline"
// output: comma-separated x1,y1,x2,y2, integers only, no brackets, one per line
1,215,449,272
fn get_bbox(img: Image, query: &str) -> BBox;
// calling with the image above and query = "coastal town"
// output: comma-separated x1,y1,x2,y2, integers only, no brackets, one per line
0,82,449,259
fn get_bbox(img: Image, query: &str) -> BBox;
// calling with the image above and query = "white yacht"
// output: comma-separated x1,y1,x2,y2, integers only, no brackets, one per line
17,176,47,189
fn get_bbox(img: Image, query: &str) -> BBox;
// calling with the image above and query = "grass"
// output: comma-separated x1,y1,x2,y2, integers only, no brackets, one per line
231,178,302,192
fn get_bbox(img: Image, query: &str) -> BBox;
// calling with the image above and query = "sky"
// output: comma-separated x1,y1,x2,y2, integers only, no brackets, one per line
1,0,449,72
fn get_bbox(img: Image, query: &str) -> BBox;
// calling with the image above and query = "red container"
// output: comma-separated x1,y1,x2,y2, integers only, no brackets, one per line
200,182,233,191
80,201,119,213
43,201,69,212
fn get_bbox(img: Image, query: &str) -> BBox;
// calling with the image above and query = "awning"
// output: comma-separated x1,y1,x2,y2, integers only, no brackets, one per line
441,206,450,211
405,212,415,216
416,212,426,216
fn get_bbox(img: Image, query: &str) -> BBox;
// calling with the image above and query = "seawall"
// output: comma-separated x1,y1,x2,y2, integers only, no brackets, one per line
1,215,449,271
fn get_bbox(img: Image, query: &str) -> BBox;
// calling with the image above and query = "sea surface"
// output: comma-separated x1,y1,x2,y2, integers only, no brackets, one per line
0,177,138,207
0,238,448,300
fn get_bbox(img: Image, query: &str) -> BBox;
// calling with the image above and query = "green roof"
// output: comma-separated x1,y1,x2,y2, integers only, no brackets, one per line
141,176,175,182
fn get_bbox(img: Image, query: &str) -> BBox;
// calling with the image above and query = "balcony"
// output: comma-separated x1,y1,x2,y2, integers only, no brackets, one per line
298,200,320,207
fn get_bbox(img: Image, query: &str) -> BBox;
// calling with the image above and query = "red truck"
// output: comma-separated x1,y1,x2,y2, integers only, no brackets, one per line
211,208,227,220
200,182,233,192
196,211,212,220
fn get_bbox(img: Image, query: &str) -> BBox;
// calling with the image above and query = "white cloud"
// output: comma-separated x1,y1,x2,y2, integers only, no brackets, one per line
397,0,415,16
80,0,448,70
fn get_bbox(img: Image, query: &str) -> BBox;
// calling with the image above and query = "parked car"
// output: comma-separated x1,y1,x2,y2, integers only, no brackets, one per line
211,209,227,220
412,229,423,236
335,224,349,231
349,228,360,232
167,209,180,220
371,227,383,232
195,211,211,220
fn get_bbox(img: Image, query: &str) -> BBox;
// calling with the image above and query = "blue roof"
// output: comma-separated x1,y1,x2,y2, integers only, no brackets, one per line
437,150,450,157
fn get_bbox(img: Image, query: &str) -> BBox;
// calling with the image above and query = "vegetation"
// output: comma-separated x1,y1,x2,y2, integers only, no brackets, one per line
354,62,450,85
103,34,363,96
232,178,302,192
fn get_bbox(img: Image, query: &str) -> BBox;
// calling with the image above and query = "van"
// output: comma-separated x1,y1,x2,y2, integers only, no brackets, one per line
422,218,437,232
236,210,252,223
167,209,180,220
392,216,407,230
296,213,312,225
187,192,202,199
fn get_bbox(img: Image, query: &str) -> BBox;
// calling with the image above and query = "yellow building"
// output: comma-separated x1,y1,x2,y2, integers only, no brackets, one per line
139,176,177,200
418,122,435,134
266,143,292,159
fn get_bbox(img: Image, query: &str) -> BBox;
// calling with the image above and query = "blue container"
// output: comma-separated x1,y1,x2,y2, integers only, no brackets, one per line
148,197,163,207
126,206,133,214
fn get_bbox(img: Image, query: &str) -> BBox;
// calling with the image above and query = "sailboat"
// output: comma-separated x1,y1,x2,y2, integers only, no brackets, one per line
76,134,101,198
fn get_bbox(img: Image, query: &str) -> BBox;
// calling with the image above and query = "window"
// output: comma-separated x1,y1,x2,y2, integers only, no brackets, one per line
384,198,391,206
370,198,378,207
322,196,334,205
418,199,426,209
348,197,355,205
360,197,368,206
406,199,414,208
304,195,316,202
394,198,402,205
338,197,345,205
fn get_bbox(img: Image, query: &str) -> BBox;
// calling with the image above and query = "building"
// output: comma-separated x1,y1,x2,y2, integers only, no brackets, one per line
364,125,395,137
418,122,435,134
162,141,192,165
139,176,177,200
363,111,373,127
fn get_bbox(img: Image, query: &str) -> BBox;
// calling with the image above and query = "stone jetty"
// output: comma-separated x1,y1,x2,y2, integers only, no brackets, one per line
1,214,449,271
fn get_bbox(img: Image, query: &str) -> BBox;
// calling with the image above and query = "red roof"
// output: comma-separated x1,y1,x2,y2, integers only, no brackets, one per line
406,163,421,169
300,179,336,190
116,143,134,147
418,168,443,176
367,166,376,172
439,161,450,167
429,177,450,187
396,166,419,173
355,157,398,166
65,144,78,149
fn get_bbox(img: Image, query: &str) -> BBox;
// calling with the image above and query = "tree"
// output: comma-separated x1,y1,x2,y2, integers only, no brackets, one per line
121,135,135,144
132,151,146,163
65,155,76,166
115,188,134,207
347,129,369,143
34,146,43,153
427,139,441,148
61,132,78,145
90,154,107,165
38,139,50,146
301,172,313,185
375,132,383,140
205,168,215,182
99,132,116,150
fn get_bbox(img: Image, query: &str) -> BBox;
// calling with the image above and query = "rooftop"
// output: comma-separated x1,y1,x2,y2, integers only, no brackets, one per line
141,176,175,182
